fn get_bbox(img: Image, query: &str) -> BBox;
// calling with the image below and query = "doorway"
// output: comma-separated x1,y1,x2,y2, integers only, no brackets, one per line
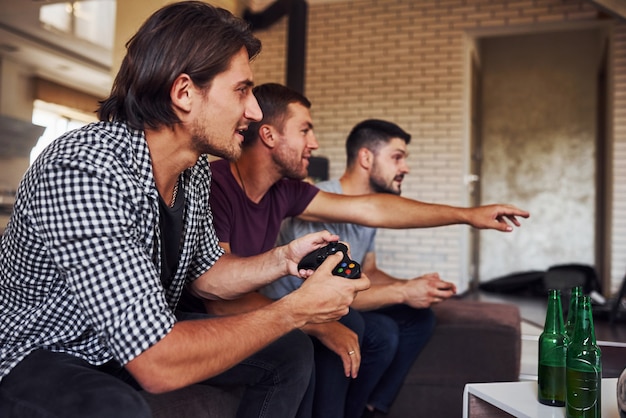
467,26,610,287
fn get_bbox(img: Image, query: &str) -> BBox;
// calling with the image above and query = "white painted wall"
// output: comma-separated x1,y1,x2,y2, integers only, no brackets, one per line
478,28,603,281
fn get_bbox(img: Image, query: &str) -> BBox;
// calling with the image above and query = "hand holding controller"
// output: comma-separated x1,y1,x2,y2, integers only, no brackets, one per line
298,242,361,279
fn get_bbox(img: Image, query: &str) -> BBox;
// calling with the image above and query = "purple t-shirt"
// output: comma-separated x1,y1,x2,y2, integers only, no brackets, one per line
209,159,320,257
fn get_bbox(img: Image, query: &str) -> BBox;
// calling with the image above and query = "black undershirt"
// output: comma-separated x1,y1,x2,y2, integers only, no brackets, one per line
158,183,185,289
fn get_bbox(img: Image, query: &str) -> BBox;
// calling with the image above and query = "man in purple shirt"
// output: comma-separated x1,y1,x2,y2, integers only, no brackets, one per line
194,84,529,417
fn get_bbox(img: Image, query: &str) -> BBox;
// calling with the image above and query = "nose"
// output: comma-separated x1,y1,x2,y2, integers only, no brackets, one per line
245,93,263,122
308,131,319,150
400,159,410,174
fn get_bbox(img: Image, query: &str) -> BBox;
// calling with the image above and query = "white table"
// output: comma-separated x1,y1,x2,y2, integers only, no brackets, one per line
463,378,618,418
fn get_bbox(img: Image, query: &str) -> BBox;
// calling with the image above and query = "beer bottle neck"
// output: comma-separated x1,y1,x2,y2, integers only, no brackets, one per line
544,289,565,334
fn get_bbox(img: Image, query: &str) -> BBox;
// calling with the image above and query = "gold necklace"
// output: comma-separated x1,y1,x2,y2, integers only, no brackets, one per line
170,177,180,208
234,162,247,197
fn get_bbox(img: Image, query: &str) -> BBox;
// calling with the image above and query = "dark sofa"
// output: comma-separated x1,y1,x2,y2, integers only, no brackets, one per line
141,298,521,418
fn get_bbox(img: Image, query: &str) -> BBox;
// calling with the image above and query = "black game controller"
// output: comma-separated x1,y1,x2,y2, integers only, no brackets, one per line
298,242,361,279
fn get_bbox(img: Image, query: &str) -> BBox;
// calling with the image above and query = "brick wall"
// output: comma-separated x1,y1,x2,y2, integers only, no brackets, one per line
250,0,626,293
613,24,626,291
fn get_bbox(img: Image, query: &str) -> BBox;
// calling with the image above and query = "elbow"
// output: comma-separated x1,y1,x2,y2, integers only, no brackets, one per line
195,287,242,301
191,283,247,301
125,351,185,394
137,378,176,395
128,362,182,394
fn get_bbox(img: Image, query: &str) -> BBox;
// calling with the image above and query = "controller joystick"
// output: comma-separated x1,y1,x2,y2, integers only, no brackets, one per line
298,242,361,279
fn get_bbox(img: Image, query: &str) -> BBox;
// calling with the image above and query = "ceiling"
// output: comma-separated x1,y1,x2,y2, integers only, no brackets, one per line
0,0,113,97
0,0,319,98
0,0,623,100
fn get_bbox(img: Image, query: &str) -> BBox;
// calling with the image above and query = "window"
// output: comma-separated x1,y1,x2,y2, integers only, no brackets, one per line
30,100,97,164
39,1,116,50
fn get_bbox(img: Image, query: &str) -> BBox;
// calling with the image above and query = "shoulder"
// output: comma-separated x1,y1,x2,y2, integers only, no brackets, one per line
276,177,318,191
315,179,341,194
273,178,319,202
208,159,234,188
209,158,230,174
32,121,143,183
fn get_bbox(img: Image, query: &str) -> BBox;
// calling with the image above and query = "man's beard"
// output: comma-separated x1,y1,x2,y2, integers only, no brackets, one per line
191,133,242,161
273,147,307,180
369,175,402,195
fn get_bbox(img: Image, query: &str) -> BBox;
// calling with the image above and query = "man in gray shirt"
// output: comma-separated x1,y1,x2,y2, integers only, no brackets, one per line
263,119,457,418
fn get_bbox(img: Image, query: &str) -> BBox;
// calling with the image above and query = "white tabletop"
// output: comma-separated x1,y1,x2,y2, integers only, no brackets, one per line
463,378,619,418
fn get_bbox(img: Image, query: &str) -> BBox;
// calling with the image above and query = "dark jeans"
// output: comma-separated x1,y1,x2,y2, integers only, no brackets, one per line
0,328,314,418
310,308,365,418
346,305,436,418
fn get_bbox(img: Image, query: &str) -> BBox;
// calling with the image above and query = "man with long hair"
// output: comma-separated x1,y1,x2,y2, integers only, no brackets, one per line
0,4,369,417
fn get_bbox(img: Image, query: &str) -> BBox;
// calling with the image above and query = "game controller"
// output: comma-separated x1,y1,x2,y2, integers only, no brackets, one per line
298,241,361,279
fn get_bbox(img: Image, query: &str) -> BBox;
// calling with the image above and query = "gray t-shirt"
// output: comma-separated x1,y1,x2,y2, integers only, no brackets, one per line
261,179,376,300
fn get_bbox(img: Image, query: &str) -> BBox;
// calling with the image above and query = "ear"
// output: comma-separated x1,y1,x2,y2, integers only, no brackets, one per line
358,148,373,170
258,124,277,149
170,73,194,115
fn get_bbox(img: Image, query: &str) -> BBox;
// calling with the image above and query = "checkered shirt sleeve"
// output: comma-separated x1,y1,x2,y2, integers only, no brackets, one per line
0,122,223,380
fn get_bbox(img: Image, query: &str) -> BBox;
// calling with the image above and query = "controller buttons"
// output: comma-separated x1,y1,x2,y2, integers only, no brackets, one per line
298,242,361,279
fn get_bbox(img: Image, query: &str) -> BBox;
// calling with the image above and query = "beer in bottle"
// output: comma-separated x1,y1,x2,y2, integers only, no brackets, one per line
538,289,567,406
566,295,602,418
565,285,583,342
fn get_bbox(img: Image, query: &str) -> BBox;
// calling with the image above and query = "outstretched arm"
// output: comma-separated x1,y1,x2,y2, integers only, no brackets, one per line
299,191,529,232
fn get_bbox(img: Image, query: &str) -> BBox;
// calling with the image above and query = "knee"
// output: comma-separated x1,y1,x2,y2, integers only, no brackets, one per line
85,386,152,418
339,308,366,341
277,330,315,378
31,385,152,418
363,315,400,358
420,308,437,335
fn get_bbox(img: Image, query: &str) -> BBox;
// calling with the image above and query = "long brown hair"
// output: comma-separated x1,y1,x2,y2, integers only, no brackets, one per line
98,1,261,130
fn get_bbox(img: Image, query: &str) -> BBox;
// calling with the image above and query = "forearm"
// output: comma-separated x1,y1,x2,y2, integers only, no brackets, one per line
351,282,405,311
347,264,402,310
192,250,291,300
362,195,468,228
126,297,304,393
301,193,468,229
204,291,273,316
301,192,528,232
301,321,339,338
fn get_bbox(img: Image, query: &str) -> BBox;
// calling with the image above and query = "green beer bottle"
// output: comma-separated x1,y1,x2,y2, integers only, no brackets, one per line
565,286,583,342
566,295,602,418
538,289,567,406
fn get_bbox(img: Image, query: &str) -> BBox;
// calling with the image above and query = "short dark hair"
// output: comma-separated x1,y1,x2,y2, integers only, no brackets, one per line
98,1,261,130
242,83,311,147
345,119,411,166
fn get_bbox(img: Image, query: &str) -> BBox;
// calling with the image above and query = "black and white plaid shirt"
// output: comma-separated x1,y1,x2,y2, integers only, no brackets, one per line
0,121,224,380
